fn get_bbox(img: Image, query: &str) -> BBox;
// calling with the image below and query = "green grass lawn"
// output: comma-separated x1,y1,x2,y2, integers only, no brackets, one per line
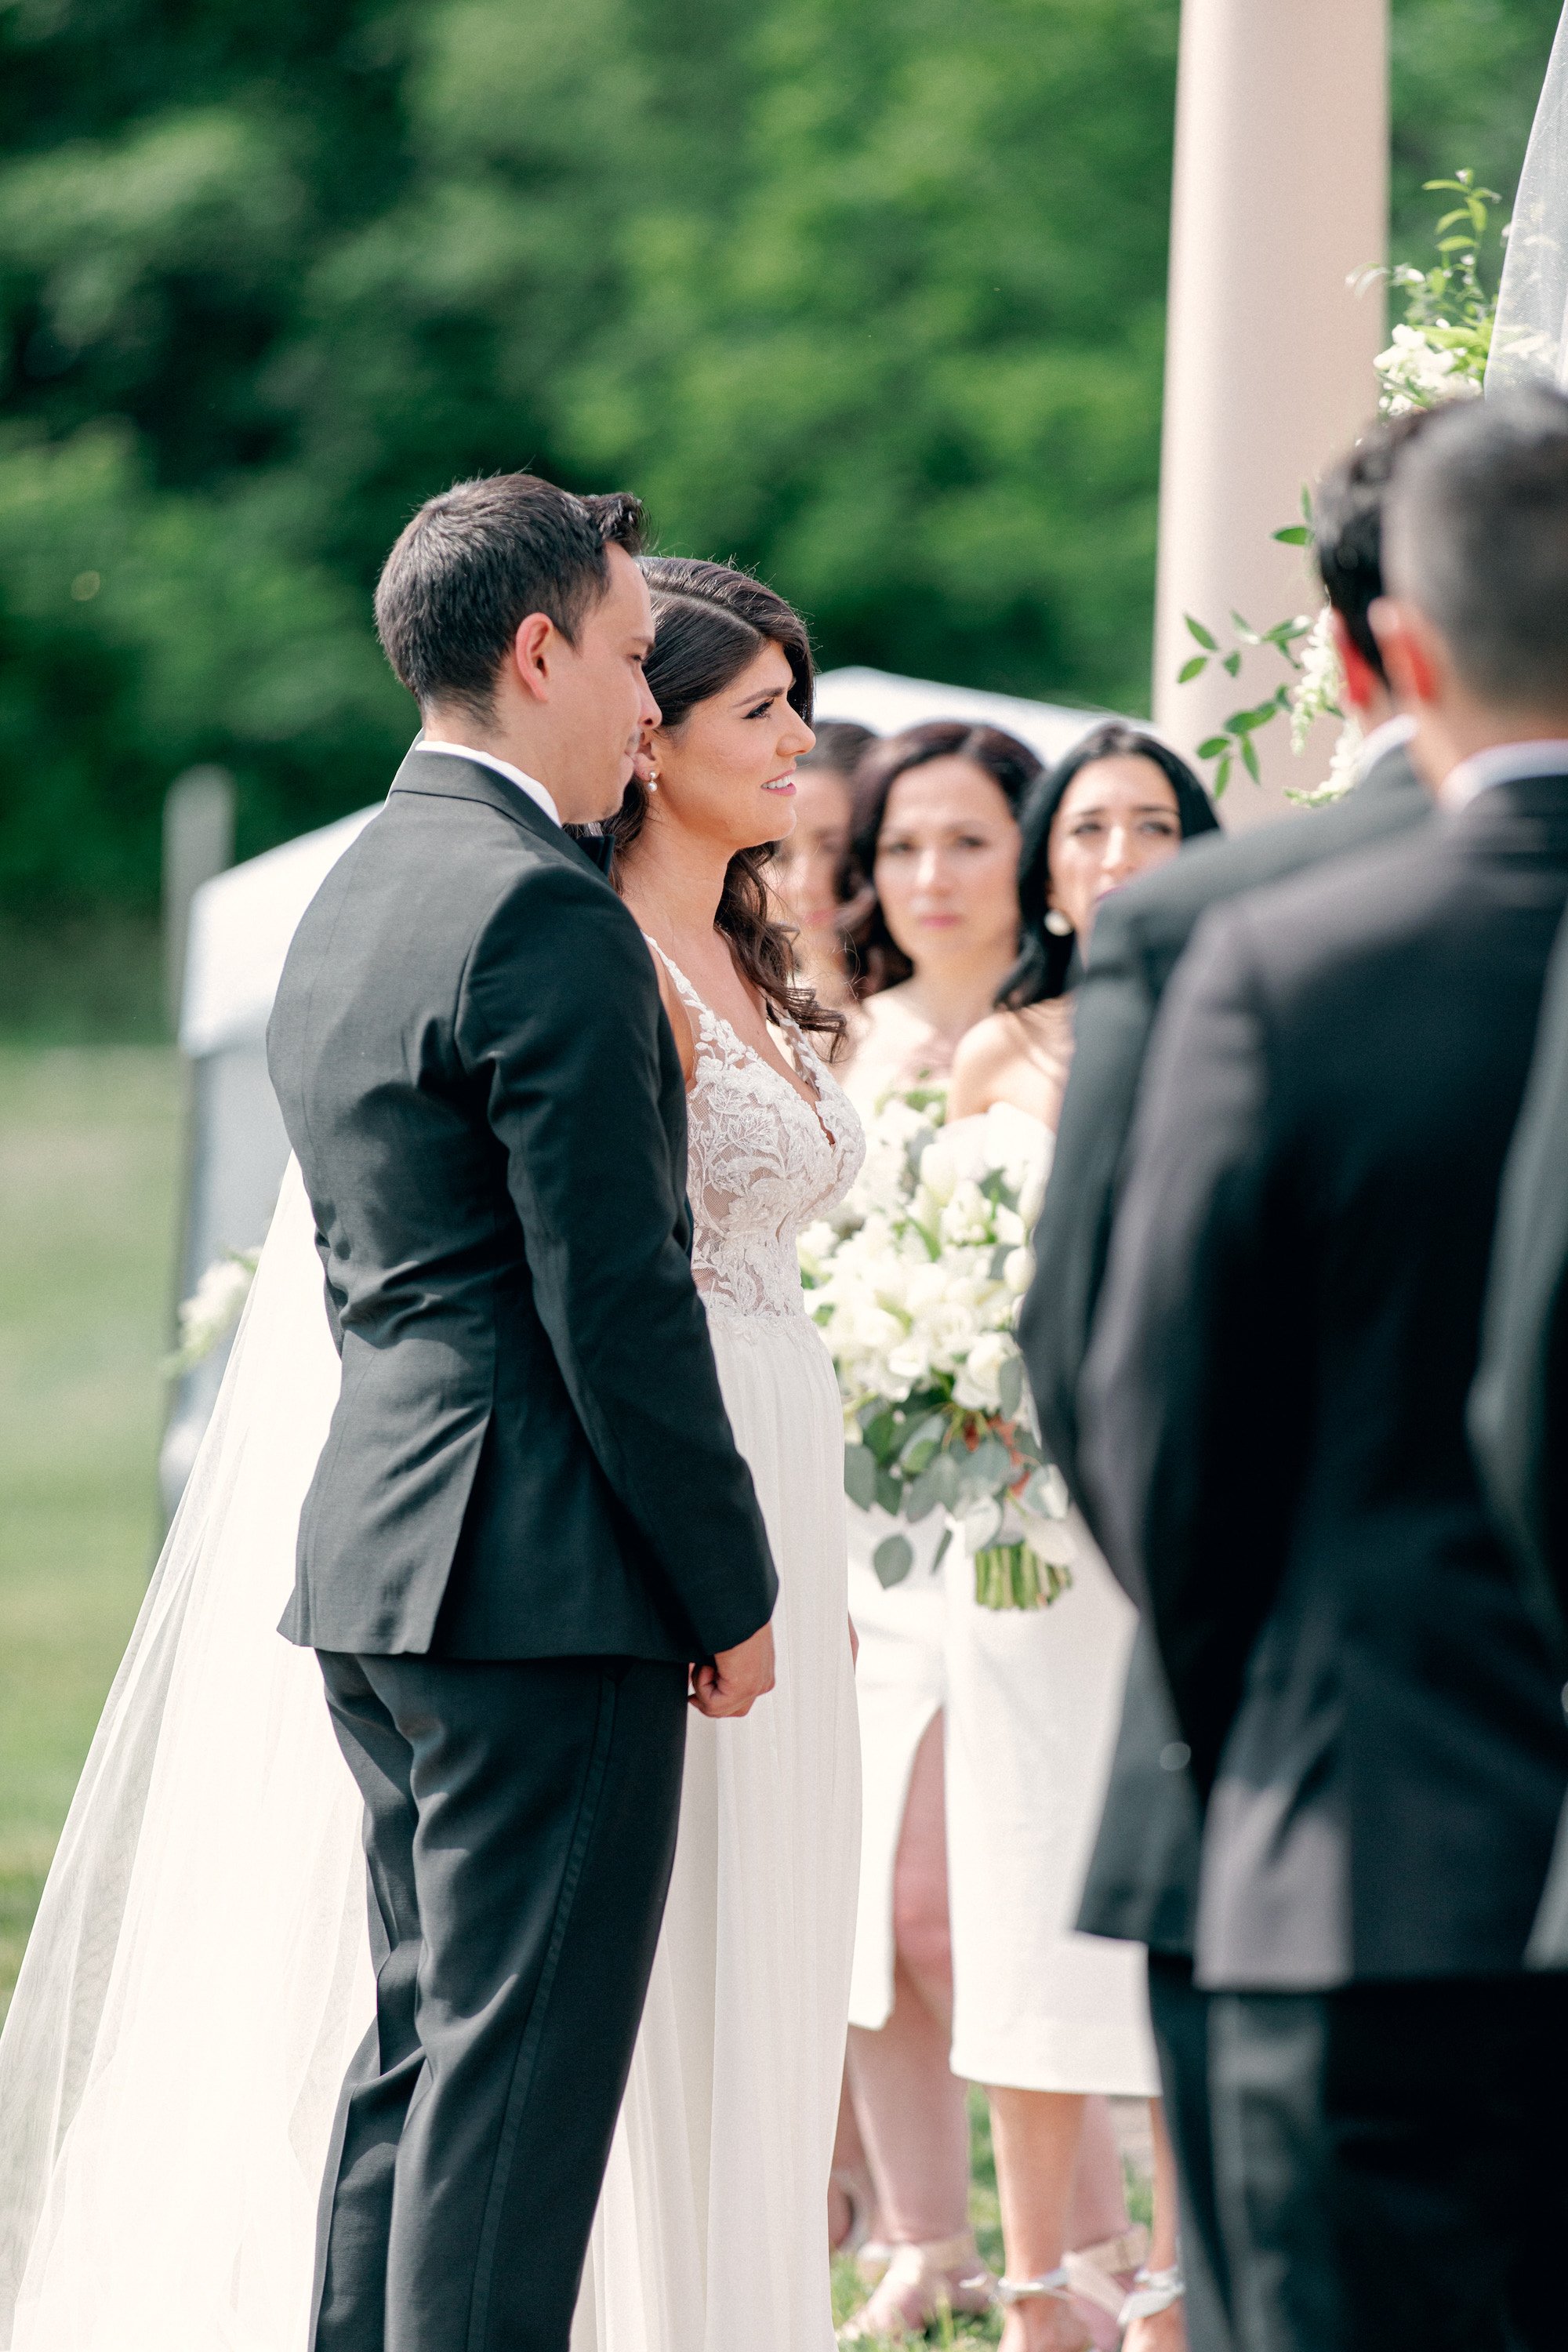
0,1045,181,2013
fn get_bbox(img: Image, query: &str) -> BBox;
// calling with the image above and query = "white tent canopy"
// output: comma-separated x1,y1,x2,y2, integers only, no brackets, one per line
180,807,376,1060
815,666,1102,771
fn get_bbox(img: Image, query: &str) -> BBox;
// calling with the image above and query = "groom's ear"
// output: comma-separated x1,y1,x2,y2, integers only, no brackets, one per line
510,612,559,705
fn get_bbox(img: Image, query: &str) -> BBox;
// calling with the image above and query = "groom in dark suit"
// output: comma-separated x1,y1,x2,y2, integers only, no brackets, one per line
1080,388,1568,2350
268,475,779,2352
1018,409,1435,2352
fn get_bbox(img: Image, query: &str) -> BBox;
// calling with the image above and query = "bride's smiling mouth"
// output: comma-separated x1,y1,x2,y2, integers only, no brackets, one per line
762,773,797,797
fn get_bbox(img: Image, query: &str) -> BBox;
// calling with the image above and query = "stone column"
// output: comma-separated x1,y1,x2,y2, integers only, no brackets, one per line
1152,0,1388,826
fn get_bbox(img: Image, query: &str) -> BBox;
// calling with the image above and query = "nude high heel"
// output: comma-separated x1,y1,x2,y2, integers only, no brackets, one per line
836,2230,995,2342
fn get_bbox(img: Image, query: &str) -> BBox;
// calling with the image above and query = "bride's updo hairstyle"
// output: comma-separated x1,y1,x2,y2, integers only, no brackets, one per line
605,556,847,1054
1000,721,1218,1007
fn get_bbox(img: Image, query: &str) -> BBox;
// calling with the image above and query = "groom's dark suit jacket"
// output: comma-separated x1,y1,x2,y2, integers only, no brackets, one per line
267,746,777,1663
1080,774,1568,1987
1471,902,1568,1965
1018,745,1430,1952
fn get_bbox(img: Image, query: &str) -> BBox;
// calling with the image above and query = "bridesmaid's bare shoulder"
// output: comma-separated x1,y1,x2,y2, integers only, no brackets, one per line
949,1000,1074,1126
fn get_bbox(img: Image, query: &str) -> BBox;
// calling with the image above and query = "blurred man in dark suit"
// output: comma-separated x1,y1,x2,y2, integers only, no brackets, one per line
1018,409,1436,2351
1471,904,1568,1966
1080,387,1568,2352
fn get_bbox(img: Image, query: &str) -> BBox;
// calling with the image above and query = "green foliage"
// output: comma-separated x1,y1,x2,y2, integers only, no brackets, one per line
0,0,1558,916
1178,602,1313,796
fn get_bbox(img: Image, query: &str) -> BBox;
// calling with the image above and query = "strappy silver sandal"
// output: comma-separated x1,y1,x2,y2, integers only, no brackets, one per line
1118,2263,1186,2329
993,2267,1095,2349
1062,2225,1150,2323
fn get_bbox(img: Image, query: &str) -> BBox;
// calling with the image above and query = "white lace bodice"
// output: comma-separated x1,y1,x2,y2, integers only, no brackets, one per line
652,945,864,1322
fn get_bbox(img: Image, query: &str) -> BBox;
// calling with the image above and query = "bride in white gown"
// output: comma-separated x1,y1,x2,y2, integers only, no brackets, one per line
0,557,863,2352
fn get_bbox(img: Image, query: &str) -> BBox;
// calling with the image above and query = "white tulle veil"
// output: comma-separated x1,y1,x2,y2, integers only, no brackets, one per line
0,1162,372,2350
1488,5,1568,393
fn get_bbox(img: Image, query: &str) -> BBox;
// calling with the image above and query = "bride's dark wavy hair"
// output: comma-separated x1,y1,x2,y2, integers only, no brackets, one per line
602,557,848,1054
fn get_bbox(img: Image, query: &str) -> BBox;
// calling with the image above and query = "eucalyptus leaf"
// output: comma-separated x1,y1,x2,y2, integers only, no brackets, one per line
873,1534,914,1588
1177,654,1207,684
898,1412,946,1468
844,1446,878,1510
862,1410,897,1461
1184,615,1218,651
961,1496,1004,1550
925,1450,960,1508
967,1434,1013,1491
998,1355,1024,1419
874,1465,902,1515
902,1462,944,1523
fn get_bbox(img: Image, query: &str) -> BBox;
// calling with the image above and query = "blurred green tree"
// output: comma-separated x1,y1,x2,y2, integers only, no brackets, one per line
0,0,1560,918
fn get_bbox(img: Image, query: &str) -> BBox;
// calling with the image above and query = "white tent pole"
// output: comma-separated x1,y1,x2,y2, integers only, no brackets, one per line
1152,0,1389,827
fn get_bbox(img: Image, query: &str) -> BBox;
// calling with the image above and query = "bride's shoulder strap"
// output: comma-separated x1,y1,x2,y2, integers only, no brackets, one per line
638,932,698,1088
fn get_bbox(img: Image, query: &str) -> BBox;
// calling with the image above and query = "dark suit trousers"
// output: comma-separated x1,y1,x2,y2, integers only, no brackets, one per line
1210,1976,1568,2352
311,1650,689,2352
1146,1955,1232,2352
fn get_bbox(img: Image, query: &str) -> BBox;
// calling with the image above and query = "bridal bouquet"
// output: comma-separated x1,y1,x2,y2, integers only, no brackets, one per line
800,1088,1075,1610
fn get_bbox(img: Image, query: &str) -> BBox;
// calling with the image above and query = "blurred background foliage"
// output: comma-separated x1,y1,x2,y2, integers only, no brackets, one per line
0,0,1562,962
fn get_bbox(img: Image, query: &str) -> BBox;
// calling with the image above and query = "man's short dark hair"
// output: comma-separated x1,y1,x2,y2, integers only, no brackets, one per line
1386,384,1568,709
1313,408,1444,683
373,473,645,718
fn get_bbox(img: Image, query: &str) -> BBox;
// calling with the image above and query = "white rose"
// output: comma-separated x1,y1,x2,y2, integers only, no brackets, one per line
886,1336,932,1392
939,1180,992,1247
953,1328,1011,1411
1004,1246,1034,1295
918,1137,959,1206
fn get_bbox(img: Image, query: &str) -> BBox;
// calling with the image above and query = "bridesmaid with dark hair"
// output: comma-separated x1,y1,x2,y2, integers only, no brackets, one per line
768,720,877,1012
952,723,1219,1128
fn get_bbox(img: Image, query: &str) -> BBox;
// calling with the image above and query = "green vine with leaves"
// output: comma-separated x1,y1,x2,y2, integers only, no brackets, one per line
1178,172,1502,800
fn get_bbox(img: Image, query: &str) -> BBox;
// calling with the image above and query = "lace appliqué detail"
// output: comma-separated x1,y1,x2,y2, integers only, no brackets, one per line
651,946,864,1322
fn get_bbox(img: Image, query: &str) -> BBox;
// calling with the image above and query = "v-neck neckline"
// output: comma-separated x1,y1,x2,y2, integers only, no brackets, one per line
649,940,838,1152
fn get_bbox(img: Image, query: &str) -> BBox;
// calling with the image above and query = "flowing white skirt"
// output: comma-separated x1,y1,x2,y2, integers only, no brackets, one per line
575,1303,859,2352
0,1171,858,2350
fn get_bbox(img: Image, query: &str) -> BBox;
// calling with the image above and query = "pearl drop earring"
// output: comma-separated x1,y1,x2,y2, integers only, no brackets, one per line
644,765,659,793
1044,907,1073,937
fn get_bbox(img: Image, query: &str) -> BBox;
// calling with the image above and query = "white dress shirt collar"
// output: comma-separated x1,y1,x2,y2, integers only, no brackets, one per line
1355,713,1416,784
1441,739,1568,812
414,738,561,829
